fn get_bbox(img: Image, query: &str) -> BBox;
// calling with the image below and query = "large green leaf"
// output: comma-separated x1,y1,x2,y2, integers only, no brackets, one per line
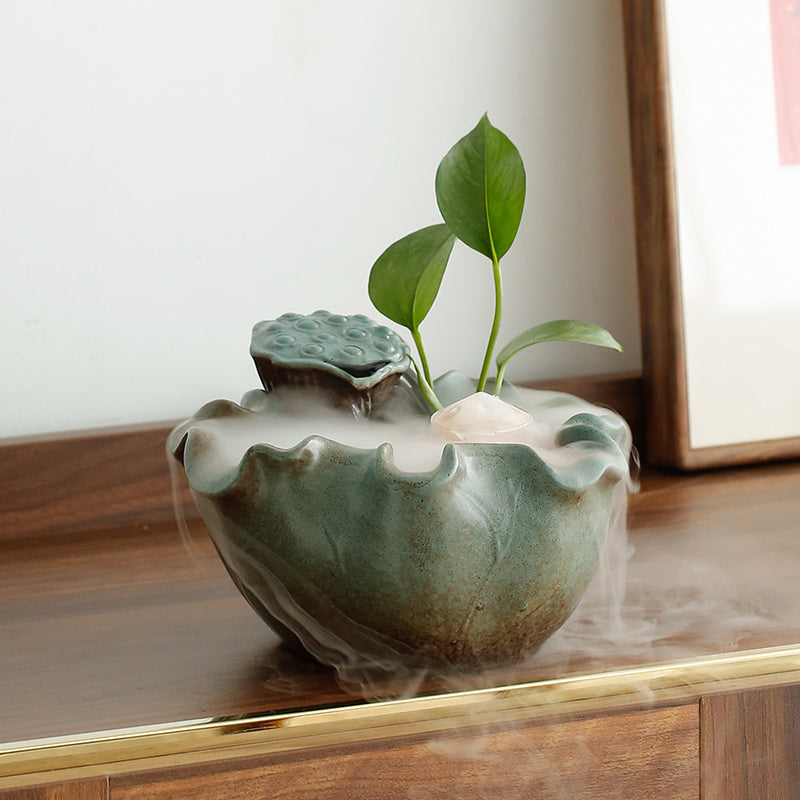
368,224,456,330
496,320,623,371
435,114,526,260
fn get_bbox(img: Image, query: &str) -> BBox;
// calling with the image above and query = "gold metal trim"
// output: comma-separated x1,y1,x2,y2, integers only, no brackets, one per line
3,644,800,788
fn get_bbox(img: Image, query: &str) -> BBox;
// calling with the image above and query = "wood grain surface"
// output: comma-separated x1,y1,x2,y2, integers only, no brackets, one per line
0,516,346,742
111,704,698,800
621,0,690,469
0,779,107,800
0,424,195,542
701,684,800,800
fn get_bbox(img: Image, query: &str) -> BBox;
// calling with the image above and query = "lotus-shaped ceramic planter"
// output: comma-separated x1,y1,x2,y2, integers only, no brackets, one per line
169,322,632,673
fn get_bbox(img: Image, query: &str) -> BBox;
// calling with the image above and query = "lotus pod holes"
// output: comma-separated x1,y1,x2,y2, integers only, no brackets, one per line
250,311,412,412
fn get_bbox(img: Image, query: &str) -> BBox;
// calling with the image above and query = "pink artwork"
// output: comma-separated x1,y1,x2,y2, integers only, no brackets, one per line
770,0,800,165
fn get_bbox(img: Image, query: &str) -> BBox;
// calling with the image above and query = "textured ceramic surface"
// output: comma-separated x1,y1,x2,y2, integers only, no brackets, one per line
250,311,412,409
169,372,632,673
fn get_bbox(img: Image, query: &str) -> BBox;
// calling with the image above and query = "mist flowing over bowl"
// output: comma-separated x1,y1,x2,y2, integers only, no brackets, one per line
169,371,633,675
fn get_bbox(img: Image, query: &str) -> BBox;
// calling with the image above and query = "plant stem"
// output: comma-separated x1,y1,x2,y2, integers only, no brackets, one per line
410,355,443,411
411,326,434,388
476,255,503,392
493,359,508,396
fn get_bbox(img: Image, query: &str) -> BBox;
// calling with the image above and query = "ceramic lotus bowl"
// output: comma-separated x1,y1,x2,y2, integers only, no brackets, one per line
169,354,632,674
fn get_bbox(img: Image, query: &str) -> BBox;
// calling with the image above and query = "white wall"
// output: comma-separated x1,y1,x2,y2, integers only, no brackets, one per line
0,0,640,438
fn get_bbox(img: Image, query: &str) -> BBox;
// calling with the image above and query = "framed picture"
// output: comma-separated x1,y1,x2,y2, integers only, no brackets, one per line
622,0,800,469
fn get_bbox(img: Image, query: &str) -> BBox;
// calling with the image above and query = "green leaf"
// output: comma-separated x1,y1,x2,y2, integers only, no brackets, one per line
368,224,456,330
496,320,623,370
435,113,526,260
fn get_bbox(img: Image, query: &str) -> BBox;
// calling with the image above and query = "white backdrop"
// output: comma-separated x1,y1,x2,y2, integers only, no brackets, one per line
0,0,640,438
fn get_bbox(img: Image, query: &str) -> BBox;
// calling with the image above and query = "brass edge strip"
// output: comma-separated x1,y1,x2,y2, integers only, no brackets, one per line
2,644,800,788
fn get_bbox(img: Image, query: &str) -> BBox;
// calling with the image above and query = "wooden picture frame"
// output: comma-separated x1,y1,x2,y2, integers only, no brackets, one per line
622,0,800,470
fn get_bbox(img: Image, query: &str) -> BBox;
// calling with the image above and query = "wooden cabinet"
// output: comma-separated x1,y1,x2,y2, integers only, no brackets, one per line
6,687,800,799
110,706,698,800
9,685,800,799
0,781,107,800
0,707,701,800
702,684,800,800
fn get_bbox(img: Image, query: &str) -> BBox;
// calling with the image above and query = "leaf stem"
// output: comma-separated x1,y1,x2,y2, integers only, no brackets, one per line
493,359,508,396
476,255,503,392
411,326,434,388
410,354,442,411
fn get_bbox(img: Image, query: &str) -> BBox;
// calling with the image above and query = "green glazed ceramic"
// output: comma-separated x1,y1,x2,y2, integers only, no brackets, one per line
169,366,632,673
250,311,412,411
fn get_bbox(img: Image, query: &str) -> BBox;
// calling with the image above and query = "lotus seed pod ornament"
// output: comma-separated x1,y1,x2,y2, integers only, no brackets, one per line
169,116,634,675
250,311,412,412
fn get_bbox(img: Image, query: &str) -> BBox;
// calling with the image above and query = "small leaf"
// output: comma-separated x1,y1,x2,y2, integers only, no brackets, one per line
435,114,526,260
368,224,456,330
496,320,623,371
